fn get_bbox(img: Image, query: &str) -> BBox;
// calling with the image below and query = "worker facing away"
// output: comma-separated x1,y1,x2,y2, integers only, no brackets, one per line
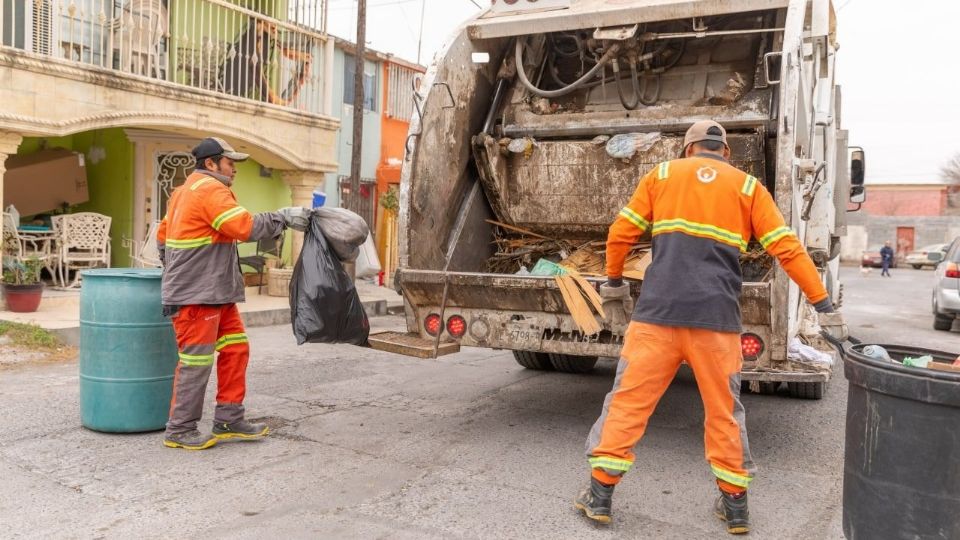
157,137,312,450
575,121,847,533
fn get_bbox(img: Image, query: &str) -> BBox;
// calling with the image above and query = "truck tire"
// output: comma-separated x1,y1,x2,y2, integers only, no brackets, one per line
787,381,824,400
933,314,954,331
512,350,553,370
912,264,923,270
548,353,598,374
742,381,780,395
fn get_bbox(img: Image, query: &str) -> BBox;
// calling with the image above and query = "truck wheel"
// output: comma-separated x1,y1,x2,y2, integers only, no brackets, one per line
742,381,780,395
548,353,598,374
912,264,923,270
512,350,553,370
787,382,824,400
933,314,954,331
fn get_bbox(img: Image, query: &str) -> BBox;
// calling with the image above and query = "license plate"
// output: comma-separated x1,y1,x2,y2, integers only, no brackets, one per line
502,321,542,350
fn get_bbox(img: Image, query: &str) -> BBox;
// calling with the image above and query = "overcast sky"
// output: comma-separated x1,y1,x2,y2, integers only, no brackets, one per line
327,0,960,184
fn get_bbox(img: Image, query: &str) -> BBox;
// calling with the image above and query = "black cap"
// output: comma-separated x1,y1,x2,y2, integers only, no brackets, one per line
192,137,249,162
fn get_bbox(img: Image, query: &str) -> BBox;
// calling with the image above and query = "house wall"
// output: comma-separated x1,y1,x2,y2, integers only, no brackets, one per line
328,47,381,207
15,129,293,268
15,129,135,267
860,188,945,217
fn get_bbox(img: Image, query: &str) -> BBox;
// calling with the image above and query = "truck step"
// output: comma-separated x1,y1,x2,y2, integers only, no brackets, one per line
368,331,461,359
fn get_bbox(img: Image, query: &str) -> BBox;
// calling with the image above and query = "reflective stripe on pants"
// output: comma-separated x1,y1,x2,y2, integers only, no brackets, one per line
585,321,755,490
166,304,250,434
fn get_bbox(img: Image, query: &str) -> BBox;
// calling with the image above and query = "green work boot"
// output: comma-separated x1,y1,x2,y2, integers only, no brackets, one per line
574,477,615,525
212,420,269,440
714,491,750,534
163,429,218,450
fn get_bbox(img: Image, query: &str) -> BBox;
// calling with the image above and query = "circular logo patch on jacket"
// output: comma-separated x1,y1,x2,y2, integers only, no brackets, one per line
696,166,718,184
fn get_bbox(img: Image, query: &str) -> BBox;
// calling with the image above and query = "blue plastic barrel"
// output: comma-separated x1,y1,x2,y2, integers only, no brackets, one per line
79,269,178,432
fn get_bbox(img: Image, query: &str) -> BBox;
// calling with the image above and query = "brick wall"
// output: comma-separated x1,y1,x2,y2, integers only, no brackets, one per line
860,188,945,216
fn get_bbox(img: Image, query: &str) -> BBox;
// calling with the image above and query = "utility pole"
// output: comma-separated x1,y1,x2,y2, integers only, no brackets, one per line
417,0,426,65
349,0,367,214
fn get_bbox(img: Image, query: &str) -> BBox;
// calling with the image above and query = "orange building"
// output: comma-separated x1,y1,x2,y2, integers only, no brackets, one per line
375,58,425,282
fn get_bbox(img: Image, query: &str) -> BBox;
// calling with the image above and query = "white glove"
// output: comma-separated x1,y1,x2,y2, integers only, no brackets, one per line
599,281,634,330
278,207,311,232
818,311,848,342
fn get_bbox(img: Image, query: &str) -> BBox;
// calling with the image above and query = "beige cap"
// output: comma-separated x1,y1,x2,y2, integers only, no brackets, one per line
192,137,249,162
682,120,728,152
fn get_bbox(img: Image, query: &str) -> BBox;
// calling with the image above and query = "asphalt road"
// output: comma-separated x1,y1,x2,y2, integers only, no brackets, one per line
0,267,956,539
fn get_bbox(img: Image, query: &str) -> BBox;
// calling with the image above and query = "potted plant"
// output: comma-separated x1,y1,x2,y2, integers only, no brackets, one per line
2,257,44,313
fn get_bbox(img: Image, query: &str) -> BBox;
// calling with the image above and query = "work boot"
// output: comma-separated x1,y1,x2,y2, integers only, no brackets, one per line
212,420,269,440
574,477,615,525
163,429,218,450
714,491,750,534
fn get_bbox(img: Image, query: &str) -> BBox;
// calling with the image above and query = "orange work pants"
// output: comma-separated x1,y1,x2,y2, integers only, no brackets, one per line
586,321,755,493
166,304,250,434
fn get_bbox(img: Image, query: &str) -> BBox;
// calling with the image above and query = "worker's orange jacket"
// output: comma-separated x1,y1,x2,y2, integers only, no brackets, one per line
157,170,285,306
607,154,830,332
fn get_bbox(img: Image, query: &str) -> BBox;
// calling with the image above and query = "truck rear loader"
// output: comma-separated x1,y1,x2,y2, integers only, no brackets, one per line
372,0,866,399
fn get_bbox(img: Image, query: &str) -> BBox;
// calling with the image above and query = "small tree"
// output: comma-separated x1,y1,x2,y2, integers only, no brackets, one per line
942,152,960,184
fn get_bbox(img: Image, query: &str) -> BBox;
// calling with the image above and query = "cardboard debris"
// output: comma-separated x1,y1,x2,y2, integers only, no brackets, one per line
4,149,89,216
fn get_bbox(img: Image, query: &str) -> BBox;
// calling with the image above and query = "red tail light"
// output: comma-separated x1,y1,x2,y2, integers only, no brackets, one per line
741,333,765,359
946,262,960,279
424,313,442,336
446,315,467,338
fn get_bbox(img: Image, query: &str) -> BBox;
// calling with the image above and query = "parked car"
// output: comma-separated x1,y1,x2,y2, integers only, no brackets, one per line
906,244,948,269
861,245,897,268
932,238,960,331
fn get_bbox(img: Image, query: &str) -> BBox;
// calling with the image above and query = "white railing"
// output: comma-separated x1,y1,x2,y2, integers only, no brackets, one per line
385,62,420,122
1,0,328,114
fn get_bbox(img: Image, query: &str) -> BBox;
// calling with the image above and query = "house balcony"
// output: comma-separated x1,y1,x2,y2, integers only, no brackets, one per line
0,0,338,172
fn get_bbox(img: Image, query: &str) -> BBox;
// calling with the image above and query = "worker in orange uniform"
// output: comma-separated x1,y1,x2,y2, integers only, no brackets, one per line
574,121,847,533
157,137,311,450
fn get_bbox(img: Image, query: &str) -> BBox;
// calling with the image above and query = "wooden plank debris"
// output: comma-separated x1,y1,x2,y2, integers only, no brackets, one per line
555,274,601,335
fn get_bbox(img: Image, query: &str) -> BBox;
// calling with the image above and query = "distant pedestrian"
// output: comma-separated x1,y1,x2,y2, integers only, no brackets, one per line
880,241,894,277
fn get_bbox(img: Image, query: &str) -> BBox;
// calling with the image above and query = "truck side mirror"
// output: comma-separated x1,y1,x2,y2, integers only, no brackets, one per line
849,147,866,207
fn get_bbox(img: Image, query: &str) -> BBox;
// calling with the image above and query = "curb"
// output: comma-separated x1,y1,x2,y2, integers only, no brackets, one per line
49,299,392,347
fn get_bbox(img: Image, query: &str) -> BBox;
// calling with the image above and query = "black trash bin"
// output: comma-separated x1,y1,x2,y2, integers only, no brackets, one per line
843,343,960,540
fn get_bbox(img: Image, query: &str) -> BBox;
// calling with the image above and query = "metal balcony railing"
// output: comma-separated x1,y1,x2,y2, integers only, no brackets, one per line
1,0,328,114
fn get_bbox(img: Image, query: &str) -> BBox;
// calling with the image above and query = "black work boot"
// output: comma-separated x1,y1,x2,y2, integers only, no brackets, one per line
212,420,269,440
574,477,615,525
714,490,750,534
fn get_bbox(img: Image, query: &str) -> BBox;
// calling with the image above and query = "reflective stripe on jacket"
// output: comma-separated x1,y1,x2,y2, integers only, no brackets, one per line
157,170,285,305
607,154,829,332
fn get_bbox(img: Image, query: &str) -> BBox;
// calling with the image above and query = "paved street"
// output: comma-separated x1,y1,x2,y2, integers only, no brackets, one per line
1,267,956,539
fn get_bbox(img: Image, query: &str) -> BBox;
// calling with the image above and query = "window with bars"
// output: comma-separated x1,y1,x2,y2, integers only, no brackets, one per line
385,63,420,121
343,54,377,111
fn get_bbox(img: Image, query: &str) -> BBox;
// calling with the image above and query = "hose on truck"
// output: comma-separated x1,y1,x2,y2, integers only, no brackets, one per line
515,39,620,98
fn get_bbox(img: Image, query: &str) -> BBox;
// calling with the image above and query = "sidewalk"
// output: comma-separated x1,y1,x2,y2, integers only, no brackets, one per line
0,279,403,346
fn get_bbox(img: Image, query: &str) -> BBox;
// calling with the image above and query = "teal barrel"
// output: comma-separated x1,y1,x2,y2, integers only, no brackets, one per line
79,269,178,432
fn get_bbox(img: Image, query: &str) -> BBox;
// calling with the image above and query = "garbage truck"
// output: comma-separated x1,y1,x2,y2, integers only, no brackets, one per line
370,0,866,399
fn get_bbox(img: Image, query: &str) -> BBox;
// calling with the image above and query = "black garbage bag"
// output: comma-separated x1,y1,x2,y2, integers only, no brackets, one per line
290,215,370,346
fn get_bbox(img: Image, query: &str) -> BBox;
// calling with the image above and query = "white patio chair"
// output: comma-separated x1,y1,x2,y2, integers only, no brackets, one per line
2,212,57,282
57,212,112,288
123,221,162,268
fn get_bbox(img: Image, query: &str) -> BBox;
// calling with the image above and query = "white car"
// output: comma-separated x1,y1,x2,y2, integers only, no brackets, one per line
932,238,960,331
906,243,948,269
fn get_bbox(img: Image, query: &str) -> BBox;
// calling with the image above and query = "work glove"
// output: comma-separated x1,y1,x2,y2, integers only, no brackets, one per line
818,311,848,343
278,207,311,232
599,280,634,330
